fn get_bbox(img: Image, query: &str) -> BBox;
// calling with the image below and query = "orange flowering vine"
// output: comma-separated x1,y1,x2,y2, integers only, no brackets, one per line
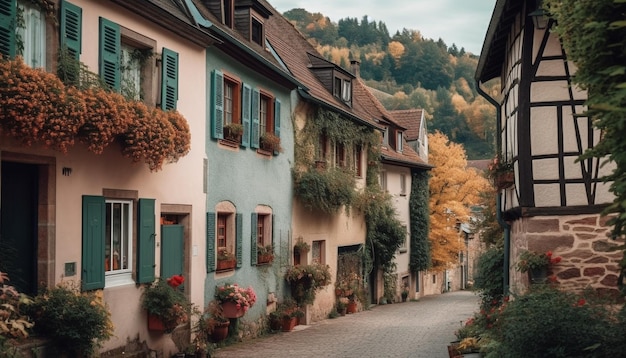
0,56,191,171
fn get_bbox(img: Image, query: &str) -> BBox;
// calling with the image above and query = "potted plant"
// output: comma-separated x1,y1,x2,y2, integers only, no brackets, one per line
257,244,274,264
284,263,331,306
214,283,257,319
336,299,348,316
223,122,244,142
516,250,562,284
487,157,515,189
216,248,236,271
401,287,409,302
196,300,230,343
293,237,309,265
141,275,190,332
269,299,303,332
259,132,282,152
0,272,33,356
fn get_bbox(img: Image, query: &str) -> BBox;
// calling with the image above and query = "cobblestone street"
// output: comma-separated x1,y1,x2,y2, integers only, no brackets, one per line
212,290,479,358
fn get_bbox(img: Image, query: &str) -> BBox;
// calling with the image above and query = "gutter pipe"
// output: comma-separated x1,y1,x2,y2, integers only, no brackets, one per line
476,81,511,296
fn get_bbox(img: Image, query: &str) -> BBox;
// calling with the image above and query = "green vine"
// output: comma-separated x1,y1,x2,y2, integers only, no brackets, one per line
409,169,431,272
292,106,378,213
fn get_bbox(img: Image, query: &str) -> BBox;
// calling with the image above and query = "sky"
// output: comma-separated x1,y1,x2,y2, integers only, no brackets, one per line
271,0,496,55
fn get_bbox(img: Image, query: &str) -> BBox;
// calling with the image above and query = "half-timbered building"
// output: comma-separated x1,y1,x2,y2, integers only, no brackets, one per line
476,0,620,295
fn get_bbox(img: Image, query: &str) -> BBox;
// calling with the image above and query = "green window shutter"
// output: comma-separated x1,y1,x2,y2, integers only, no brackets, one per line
60,0,82,60
236,213,243,268
99,17,120,91
206,212,216,272
0,0,16,58
250,89,260,148
210,70,224,139
161,47,179,110
82,195,105,291
250,213,258,265
137,198,156,284
241,83,252,147
273,99,281,155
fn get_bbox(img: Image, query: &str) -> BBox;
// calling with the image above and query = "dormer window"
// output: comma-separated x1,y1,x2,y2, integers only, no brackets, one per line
396,131,403,152
333,76,352,105
223,0,234,28
251,16,263,46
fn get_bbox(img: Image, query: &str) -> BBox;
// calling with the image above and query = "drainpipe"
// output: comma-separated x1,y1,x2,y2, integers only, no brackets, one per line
476,82,511,296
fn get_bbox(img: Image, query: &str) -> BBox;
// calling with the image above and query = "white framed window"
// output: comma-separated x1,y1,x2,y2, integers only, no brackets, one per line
17,0,46,68
400,174,407,196
105,199,133,286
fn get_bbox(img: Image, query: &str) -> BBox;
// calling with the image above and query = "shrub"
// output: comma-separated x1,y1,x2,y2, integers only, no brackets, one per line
27,283,113,357
473,246,504,309
485,286,616,358
293,168,355,213
141,275,190,331
285,263,331,305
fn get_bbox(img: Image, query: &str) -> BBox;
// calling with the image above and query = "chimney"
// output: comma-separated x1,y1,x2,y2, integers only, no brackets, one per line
350,60,360,78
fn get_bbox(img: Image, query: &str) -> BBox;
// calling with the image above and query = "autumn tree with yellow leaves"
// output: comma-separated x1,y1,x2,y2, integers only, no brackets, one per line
428,132,490,270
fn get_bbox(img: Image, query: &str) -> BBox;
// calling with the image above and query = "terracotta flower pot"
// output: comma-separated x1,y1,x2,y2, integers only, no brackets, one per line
281,317,297,332
210,320,230,342
221,301,245,318
347,301,357,314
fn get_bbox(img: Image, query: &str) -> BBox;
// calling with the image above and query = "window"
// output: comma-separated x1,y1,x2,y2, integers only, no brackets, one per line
353,145,363,177
317,133,328,163
216,213,234,257
334,142,345,168
396,131,403,152
399,225,408,253
105,200,133,282
312,240,325,264
252,211,273,265
223,0,233,28
82,195,155,291
257,214,271,247
333,76,352,104
17,0,46,68
259,92,274,136
251,17,263,46
223,76,241,126
120,44,141,100
380,171,387,192
207,205,242,273
400,174,407,196
99,18,173,109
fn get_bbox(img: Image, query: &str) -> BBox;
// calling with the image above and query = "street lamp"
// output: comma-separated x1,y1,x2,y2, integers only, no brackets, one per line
529,0,549,30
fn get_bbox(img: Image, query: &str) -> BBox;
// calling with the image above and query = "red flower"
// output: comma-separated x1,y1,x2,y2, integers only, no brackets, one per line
576,298,586,306
167,275,184,288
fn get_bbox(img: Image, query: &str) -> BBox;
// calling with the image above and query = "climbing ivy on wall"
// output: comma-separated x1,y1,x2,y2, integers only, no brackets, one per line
547,0,626,294
409,169,431,272
292,106,378,214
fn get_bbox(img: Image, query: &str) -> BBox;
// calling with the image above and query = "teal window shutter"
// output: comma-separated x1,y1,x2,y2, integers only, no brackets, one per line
273,98,281,155
0,0,16,58
236,213,243,268
271,214,275,250
82,195,105,291
211,70,224,139
206,212,216,272
250,213,258,265
250,89,260,148
241,83,252,147
60,0,82,60
99,17,120,91
161,47,178,110
137,198,156,284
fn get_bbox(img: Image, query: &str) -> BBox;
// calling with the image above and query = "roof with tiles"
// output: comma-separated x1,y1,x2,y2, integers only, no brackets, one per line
391,109,424,142
263,2,382,129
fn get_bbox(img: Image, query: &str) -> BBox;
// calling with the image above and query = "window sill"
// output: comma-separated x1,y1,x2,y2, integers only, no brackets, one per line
256,148,273,156
398,248,408,254
105,272,134,288
218,138,241,148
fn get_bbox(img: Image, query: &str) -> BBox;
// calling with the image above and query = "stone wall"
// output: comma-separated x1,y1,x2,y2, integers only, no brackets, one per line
510,214,622,297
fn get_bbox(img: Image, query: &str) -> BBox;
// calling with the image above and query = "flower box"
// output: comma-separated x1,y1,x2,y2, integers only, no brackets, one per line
494,171,514,190
281,316,298,332
257,253,274,264
216,258,236,271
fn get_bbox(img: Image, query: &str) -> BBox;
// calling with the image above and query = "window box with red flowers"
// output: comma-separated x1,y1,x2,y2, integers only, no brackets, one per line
516,250,561,284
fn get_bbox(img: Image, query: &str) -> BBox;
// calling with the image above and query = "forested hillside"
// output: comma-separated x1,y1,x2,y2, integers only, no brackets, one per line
283,9,499,160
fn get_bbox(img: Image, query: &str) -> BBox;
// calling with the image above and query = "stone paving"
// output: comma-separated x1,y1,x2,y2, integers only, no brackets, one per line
212,290,480,358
